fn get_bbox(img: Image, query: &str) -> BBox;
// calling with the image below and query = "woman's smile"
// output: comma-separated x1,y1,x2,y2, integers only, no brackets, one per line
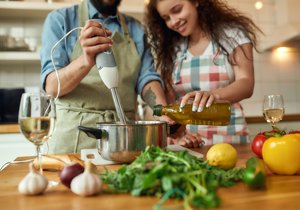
157,0,199,37
176,20,187,33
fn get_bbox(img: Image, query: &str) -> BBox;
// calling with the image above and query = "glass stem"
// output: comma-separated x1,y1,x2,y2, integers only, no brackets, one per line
36,145,43,174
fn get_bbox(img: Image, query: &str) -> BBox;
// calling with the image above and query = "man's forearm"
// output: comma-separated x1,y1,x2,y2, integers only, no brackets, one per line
141,81,167,109
45,55,92,97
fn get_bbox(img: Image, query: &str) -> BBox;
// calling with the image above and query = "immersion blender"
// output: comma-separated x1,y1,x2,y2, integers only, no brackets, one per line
96,50,127,124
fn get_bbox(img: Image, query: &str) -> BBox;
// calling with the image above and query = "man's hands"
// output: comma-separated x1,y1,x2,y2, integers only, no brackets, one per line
45,21,114,97
79,20,113,69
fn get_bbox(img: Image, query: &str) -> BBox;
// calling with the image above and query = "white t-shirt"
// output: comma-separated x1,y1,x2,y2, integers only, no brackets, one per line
220,27,251,53
219,27,251,82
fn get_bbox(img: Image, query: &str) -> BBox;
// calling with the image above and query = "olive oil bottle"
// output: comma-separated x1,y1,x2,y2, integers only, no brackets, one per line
153,101,231,126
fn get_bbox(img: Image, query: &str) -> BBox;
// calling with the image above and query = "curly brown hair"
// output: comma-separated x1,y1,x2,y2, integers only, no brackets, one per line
144,0,262,90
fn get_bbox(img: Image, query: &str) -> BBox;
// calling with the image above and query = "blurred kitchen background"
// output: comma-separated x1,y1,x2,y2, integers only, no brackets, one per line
0,0,300,167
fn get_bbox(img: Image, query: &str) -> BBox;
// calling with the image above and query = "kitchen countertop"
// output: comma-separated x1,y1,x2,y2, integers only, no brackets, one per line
245,114,300,123
0,124,20,133
1,114,299,134
1,144,300,210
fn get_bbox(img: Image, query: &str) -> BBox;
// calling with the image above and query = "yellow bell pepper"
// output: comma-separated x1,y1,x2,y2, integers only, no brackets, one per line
262,134,300,175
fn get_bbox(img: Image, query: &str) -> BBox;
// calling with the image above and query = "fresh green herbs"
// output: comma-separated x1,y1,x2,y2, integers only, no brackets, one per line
101,146,246,209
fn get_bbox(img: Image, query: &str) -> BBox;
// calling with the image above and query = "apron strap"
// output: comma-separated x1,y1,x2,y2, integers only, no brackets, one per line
71,0,89,60
173,38,188,84
78,0,89,32
118,13,130,37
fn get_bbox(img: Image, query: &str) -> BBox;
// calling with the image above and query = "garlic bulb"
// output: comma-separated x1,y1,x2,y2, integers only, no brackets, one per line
70,161,102,196
18,163,48,195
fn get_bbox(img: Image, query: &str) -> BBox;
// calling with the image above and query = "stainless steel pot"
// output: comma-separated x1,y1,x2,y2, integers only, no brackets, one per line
78,121,168,163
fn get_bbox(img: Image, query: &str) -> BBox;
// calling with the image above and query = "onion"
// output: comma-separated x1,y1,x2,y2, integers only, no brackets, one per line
59,163,84,188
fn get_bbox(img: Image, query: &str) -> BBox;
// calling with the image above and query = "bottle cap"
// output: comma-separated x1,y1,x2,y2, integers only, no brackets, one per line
152,104,163,116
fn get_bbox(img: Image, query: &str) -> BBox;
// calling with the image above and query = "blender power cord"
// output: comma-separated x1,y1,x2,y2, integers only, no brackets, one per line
42,26,84,117
50,26,84,102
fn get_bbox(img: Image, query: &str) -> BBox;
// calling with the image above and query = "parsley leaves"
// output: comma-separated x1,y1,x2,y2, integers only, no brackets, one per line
101,146,246,209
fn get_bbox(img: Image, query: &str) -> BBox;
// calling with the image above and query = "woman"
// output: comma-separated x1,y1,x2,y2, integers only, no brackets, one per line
145,0,262,146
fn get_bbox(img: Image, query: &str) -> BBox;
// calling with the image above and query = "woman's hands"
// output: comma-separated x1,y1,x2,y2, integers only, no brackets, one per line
79,20,113,69
179,91,219,112
167,124,204,148
158,90,217,148
156,107,204,148
164,90,218,148
168,131,205,148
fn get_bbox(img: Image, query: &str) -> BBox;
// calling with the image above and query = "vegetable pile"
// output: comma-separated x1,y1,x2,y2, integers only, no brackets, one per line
251,128,300,175
101,146,262,209
251,128,287,158
18,160,102,197
262,133,300,175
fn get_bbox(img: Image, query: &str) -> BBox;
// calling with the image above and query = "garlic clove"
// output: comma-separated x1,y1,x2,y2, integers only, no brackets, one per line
70,161,102,196
18,163,48,195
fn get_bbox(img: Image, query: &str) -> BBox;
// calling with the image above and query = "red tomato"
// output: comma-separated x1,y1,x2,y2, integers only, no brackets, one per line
251,128,287,158
251,133,267,158
289,130,300,134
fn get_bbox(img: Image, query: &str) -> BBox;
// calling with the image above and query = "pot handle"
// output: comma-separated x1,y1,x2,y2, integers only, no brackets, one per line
78,125,104,139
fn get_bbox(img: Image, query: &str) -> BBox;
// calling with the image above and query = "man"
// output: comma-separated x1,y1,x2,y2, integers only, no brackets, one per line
40,0,168,154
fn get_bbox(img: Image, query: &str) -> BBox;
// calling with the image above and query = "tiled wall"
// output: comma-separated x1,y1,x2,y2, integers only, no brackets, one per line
230,0,300,116
1,0,300,116
244,49,300,116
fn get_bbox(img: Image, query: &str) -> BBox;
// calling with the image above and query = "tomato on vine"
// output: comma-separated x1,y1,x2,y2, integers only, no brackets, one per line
251,128,286,159
251,133,268,158
289,130,300,134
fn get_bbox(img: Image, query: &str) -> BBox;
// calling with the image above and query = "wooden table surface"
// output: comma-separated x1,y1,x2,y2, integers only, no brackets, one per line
1,144,300,210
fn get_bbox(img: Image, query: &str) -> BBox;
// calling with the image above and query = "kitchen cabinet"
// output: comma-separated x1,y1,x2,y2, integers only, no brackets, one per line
0,0,144,19
0,124,34,169
0,52,40,64
0,133,35,170
0,1,79,64
0,0,145,65
0,1,77,19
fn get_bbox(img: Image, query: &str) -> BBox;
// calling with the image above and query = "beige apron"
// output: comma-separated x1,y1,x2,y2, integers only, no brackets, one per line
49,0,141,154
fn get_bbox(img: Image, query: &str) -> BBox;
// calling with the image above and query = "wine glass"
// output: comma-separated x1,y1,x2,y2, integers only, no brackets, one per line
262,94,284,129
18,92,56,174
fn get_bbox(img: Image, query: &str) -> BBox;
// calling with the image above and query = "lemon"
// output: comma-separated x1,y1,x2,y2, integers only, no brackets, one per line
206,143,238,169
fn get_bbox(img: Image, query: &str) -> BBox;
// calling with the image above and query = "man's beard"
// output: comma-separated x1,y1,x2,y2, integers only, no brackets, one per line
91,0,121,16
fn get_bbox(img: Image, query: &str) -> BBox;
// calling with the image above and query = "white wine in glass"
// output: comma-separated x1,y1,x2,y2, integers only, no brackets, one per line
263,94,284,128
18,92,55,174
